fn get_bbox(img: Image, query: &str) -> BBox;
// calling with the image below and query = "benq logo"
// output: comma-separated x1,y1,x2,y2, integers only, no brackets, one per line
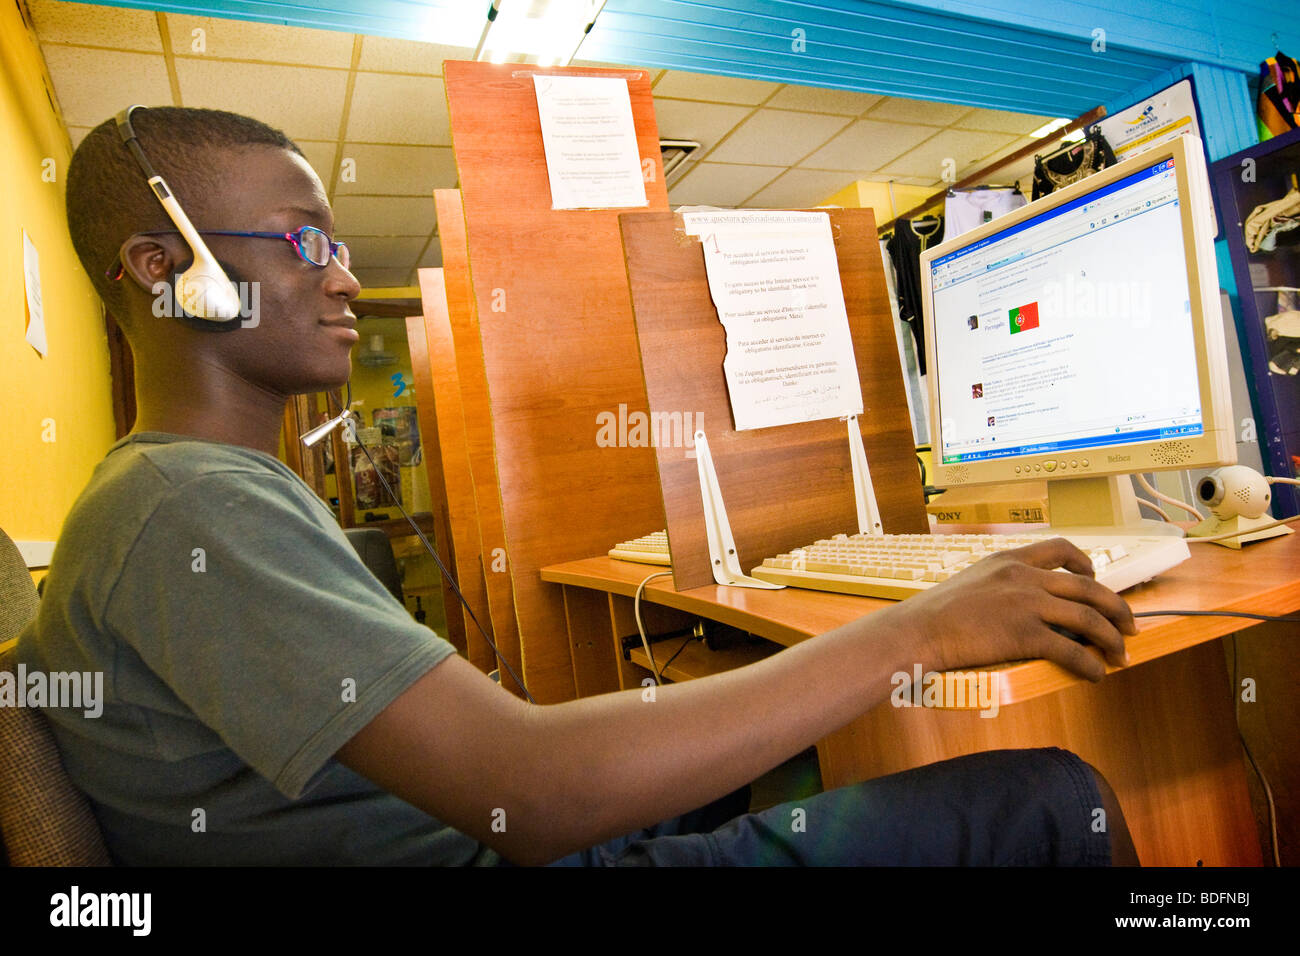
1108,454,1131,463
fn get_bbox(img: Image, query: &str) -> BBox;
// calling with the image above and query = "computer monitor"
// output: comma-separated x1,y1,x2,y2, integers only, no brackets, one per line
919,134,1234,535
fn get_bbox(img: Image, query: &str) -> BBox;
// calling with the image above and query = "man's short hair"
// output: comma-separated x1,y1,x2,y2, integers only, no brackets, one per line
66,106,302,316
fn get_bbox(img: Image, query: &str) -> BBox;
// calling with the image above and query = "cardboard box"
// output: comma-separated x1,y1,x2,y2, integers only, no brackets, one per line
926,482,1050,525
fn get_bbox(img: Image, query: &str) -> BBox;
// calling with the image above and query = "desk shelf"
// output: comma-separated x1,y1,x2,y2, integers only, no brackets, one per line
543,535,1300,866
627,636,778,683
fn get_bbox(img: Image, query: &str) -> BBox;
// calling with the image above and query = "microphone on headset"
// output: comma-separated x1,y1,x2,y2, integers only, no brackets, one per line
116,105,243,322
300,408,354,448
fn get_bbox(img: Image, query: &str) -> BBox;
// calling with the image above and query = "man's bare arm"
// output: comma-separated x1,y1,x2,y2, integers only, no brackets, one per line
336,539,1135,865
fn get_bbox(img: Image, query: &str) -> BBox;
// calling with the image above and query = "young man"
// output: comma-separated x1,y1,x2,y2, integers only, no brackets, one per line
19,107,1139,866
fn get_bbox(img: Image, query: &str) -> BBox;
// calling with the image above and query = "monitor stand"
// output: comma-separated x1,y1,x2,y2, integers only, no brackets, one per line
1046,474,1185,537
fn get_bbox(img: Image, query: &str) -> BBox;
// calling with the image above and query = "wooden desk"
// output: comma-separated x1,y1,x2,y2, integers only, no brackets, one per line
542,532,1300,866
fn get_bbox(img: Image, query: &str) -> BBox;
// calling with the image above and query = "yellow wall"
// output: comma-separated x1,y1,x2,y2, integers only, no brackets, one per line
2,3,117,554
345,313,429,521
820,179,938,225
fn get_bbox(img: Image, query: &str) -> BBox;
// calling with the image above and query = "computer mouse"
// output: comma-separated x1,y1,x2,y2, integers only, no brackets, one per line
1049,623,1087,644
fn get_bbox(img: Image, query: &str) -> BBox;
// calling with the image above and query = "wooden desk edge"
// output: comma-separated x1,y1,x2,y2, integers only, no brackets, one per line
542,548,1300,708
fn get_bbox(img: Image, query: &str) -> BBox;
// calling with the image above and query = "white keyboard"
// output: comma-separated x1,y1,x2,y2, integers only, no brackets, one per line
750,532,1190,599
609,530,671,566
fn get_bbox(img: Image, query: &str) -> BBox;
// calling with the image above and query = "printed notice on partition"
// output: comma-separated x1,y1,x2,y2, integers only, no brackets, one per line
683,210,863,431
533,75,648,210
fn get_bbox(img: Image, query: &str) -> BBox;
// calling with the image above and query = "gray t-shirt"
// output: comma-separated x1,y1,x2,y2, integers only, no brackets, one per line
18,432,496,865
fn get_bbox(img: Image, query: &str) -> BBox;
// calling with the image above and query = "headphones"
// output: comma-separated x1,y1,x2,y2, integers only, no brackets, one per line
115,105,244,324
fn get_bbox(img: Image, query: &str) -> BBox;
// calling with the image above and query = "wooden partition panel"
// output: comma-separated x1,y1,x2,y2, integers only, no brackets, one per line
428,195,525,696
620,209,928,591
405,299,481,668
443,63,668,702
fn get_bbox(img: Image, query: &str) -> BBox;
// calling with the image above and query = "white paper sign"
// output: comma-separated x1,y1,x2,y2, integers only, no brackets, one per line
533,74,648,210
683,210,864,431
1090,79,1201,164
1090,79,1215,232
23,230,47,356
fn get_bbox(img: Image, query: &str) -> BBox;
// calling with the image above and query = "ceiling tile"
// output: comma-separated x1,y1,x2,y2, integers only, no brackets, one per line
744,168,861,208
352,267,414,290
175,59,348,140
165,14,354,67
954,108,1054,135
331,195,437,236
294,140,338,186
706,109,852,166
800,119,938,172
67,125,93,149
668,161,784,207
652,98,751,153
347,73,451,145
334,144,458,196
41,48,172,127
878,129,1020,179
28,0,162,51
416,239,443,268
764,85,882,115
955,134,1041,186
651,69,780,105
865,96,975,127
358,35,473,75
345,236,430,269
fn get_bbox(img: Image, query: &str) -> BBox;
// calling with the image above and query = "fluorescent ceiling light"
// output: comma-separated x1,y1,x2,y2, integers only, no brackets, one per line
475,0,606,66
1028,118,1071,138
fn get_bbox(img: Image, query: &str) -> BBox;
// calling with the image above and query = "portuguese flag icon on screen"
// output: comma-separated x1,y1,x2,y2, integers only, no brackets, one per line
1009,301,1040,334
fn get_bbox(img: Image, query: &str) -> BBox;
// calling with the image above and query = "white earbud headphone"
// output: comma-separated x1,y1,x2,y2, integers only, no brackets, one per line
115,105,243,322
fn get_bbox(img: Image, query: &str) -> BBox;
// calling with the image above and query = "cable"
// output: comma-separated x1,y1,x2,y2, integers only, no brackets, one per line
1231,634,1281,866
338,387,536,704
634,571,673,685
1137,608,1293,862
1135,497,1173,522
656,630,698,683
1135,473,1202,521
1269,476,1300,486
1186,515,1300,543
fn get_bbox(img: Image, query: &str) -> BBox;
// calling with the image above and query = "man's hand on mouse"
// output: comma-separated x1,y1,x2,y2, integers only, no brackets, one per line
884,537,1136,682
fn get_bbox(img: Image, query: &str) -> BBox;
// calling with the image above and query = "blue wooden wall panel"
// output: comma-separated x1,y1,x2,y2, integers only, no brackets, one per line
73,1,1270,131
874,0,1299,74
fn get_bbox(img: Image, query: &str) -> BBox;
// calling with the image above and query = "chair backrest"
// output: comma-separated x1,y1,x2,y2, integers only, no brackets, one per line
0,529,111,866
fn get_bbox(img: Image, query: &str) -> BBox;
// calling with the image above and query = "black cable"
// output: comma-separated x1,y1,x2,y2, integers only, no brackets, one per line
656,631,698,683
1133,610,1300,623
1138,608,1289,862
1231,634,1282,866
332,386,536,703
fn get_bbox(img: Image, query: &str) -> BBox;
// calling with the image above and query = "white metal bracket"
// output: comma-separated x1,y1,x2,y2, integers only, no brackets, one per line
846,415,883,535
694,430,784,589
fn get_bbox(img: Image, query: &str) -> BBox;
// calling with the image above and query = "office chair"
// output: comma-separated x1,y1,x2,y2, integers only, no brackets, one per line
0,528,111,866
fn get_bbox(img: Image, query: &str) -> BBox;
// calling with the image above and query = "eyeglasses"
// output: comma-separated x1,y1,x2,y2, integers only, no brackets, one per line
107,225,350,279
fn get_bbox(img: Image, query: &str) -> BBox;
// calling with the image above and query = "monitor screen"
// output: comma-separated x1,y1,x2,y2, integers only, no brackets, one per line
927,156,1203,468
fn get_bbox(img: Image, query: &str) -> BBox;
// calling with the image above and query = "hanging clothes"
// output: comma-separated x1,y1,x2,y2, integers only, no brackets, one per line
1243,186,1300,253
885,215,944,374
1032,129,1117,200
879,238,928,443
943,186,1028,239
1257,50,1300,140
